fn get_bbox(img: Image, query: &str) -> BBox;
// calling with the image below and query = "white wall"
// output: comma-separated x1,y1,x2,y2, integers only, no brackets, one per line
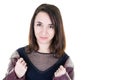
0,0,120,80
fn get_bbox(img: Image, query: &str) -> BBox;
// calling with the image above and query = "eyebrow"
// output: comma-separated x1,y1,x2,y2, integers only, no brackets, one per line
36,21,53,25
36,21,42,24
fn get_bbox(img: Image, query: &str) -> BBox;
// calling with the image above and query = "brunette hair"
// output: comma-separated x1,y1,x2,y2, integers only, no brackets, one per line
26,3,66,57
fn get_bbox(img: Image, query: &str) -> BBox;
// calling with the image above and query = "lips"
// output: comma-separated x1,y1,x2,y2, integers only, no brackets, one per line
40,37,48,40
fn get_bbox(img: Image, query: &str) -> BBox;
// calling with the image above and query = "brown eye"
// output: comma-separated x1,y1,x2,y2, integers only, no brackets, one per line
36,22,42,27
37,23,42,26
49,25,54,29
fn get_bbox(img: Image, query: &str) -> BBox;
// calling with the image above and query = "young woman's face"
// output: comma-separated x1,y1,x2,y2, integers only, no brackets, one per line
34,11,55,45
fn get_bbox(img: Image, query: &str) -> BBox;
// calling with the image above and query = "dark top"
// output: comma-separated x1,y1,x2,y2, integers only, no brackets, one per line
17,47,69,80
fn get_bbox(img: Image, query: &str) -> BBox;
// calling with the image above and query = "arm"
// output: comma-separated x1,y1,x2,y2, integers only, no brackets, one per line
3,51,26,80
53,57,74,80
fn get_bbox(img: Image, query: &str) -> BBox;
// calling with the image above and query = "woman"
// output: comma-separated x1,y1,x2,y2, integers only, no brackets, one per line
3,3,74,80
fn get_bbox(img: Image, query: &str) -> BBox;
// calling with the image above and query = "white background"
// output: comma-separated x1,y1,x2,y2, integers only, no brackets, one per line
0,0,120,80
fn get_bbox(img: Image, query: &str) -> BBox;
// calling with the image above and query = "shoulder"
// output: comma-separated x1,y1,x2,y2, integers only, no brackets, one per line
62,52,74,68
64,57,74,68
16,46,26,51
10,51,20,59
10,46,26,59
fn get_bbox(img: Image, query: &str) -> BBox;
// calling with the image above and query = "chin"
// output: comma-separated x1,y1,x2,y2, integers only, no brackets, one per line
39,41,50,44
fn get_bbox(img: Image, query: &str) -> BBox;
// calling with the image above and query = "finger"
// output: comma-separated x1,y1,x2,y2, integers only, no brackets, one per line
21,61,26,66
24,62,27,66
25,66,28,70
55,71,59,76
54,72,57,76
60,65,63,67
59,65,64,70
60,65,64,69
18,58,24,63
56,70,59,73
21,60,25,64
21,60,27,66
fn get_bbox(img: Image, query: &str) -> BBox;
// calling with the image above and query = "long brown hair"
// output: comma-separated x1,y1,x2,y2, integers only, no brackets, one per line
26,3,66,57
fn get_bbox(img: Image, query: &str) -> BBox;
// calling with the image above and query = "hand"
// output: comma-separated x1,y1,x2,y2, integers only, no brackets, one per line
15,58,28,78
54,65,66,77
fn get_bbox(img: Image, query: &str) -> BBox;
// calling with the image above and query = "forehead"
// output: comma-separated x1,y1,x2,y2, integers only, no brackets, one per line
35,11,52,23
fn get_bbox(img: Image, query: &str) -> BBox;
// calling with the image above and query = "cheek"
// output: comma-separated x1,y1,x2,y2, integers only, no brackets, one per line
34,27,41,34
50,30,55,37
34,27,40,38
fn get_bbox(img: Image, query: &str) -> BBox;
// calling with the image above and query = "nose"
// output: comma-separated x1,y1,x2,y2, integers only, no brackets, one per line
41,27,47,35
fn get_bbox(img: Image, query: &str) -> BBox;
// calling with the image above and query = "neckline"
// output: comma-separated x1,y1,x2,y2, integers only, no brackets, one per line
36,51,52,55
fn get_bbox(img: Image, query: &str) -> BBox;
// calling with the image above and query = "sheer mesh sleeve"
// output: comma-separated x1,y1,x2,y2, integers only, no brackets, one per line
53,57,74,80
3,51,25,80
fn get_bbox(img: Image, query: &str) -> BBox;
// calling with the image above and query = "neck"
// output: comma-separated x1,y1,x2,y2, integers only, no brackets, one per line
38,43,50,53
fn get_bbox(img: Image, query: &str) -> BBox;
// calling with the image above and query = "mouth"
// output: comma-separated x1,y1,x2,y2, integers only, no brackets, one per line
40,37,48,40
